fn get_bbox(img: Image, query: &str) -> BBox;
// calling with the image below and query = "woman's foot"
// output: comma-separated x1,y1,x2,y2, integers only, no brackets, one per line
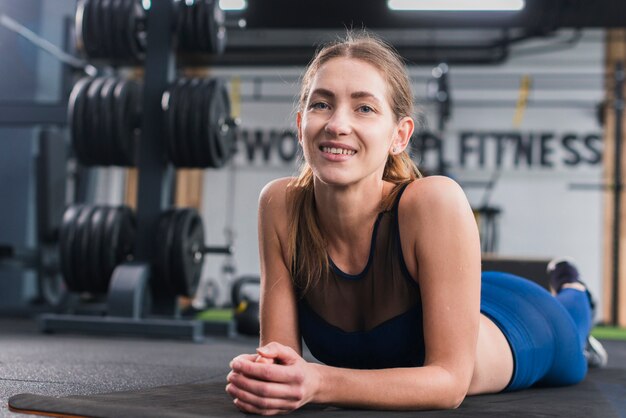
585,335,609,368
547,257,607,368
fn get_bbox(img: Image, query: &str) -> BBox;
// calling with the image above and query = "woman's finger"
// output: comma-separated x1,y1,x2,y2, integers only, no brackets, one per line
227,383,298,414
229,353,258,368
231,359,301,383
233,397,288,416
227,371,302,401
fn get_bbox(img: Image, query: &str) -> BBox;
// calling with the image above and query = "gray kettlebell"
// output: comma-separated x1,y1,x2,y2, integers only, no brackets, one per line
231,276,260,336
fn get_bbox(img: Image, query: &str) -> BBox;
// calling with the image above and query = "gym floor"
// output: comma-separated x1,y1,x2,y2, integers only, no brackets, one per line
1,318,626,418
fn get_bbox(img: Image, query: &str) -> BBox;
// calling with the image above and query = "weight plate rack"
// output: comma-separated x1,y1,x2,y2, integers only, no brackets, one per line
41,0,236,341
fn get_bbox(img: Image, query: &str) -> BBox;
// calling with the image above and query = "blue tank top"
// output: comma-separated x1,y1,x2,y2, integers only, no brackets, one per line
296,184,425,369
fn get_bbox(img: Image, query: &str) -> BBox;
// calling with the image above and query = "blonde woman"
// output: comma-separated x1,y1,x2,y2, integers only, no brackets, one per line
225,32,604,415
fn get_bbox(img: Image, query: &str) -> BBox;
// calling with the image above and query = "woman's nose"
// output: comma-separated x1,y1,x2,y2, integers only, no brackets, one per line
324,109,352,136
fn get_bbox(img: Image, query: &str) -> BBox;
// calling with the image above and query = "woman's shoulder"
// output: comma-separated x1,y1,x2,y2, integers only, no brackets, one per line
259,177,295,203
399,176,471,220
258,177,296,224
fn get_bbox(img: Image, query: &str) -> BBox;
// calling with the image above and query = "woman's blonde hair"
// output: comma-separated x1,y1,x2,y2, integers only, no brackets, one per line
287,31,422,294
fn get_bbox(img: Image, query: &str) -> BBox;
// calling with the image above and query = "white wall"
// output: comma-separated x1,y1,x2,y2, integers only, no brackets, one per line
198,30,607,316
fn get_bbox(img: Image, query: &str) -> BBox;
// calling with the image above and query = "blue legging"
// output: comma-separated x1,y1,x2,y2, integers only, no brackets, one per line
481,271,592,391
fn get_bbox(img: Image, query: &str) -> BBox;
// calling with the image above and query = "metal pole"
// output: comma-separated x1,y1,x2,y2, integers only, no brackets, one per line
611,61,624,326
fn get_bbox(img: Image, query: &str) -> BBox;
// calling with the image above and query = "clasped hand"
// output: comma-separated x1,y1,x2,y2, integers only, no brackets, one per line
226,342,319,415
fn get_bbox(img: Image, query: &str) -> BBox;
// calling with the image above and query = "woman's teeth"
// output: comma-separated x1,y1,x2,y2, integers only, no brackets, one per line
321,147,356,155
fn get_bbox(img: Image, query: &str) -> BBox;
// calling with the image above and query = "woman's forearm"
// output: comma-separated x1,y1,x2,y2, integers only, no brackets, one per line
310,363,467,410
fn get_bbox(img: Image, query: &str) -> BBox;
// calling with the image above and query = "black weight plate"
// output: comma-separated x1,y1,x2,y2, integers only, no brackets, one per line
170,209,198,296
169,79,188,167
207,0,226,55
176,78,194,167
167,79,183,167
87,206,106,293
73,205,96,292
126,0,145,63
116,206,136,266
113,78,130,165
59,204,83,292
161,85,176,165
75,0,88,56
117,79,138,166
192,78,209,167
85,77,107,165
180,2,193,51
100,77,118,165
187,2,199,50
173,0,185,51
167,209,183,295
154,209,175,294
194,0,208,52
68,77,93,163
125,80,141,166
89,0,104,58
200,78,218,168
111,0,130,62
212,79,233,166
188,78,204,167
207,78,228,168
181,210,204,296
99,0,111,57
135,2,147,54
81,0,97,58
102,205,122,284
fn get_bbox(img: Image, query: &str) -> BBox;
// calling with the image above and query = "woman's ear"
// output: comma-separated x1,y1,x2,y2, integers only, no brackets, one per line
392,116,414,153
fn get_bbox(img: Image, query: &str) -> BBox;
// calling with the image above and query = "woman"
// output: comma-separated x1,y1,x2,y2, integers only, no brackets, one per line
225,32,604,415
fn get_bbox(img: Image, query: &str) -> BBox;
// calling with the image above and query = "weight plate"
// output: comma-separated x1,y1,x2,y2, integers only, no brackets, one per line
89,0,103,57
86,77,108,165
188,78,204,167
59,204,84,292
113,78,131,165
180,2,193,51
68,77,93,163
73,205,97,292
169,79,187,166
166,209,181,295
100,77,118,165
173,0,186,51
102,205,122,284
195,0,208,52
200,78,218,168
188,2,199,50
161,86,175,165
172,209,204,296
81,0,98,58
213,79,234,167
182,210,205,296
176,78,194,167
116,205,136,266
87,206,106,293
118,79,140,166
99,0,112,57
206,78,230,168
207,0,226,55
126,0,146,63
112,0,130,61
154,210,175,294
75,0,87,56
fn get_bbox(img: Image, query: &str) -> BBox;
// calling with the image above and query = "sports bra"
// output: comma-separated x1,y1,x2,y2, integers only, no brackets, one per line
296,183,425,369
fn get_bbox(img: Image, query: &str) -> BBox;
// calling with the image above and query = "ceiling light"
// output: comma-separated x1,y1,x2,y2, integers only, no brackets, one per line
219,0,247,11
388,0,525,11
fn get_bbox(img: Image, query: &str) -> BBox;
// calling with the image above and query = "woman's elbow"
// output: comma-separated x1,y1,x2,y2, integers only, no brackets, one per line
436,372,470,410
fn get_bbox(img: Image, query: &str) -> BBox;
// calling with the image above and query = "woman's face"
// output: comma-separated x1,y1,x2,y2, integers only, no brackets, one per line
297,57,411,187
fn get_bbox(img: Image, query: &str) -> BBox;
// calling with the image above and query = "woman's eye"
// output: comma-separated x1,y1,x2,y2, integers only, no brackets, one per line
359,105,374,113
310,102,329,110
